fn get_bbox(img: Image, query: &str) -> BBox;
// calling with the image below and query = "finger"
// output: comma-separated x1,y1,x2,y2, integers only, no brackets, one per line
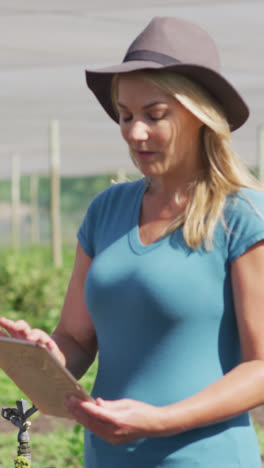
64,397,121,441
64,406,109,436
0,319,57,354
0,317,18,333
0,318,65,365
65,396,98,415
64,396,100,426
95,398,131,410
29,329,62,356
0,317,11,337
0,318,32,339
95,397,106,406
65,396,117,424
24,329,65,363
28,328,51,345
0,317,31,331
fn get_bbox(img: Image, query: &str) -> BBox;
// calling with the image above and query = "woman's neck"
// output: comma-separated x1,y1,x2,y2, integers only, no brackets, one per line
146,175,196,208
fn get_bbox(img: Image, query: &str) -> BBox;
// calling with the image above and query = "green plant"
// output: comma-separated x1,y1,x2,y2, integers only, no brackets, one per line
67,424,84,463
0,245,99,466
0,246,74,333
14,455,31,467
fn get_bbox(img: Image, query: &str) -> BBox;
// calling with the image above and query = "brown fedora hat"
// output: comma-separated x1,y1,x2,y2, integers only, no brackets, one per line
85,16,249,131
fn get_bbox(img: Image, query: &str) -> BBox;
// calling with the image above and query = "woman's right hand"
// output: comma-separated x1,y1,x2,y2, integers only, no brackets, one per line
0,317,66,365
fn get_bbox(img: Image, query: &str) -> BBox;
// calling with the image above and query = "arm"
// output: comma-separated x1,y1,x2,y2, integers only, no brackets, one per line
0,242,97,379
65,241,264,444
51,242,97,378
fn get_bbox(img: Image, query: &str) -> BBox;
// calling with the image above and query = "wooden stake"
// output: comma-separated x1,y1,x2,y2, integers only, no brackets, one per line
11,152,20,250
116,169,126,183
258,125,264,183
50,120,62,267
30,174,40,244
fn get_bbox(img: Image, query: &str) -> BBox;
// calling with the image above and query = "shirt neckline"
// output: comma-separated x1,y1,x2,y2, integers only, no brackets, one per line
128,179,169,255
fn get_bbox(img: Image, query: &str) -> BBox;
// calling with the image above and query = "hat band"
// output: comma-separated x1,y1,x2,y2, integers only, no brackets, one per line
123,49,181,66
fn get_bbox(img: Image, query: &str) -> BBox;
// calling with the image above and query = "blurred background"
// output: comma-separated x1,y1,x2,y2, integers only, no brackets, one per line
0,0,264,250
0,3,264,465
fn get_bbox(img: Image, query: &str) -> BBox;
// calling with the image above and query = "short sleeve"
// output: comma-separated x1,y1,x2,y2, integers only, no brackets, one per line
77,195,100,258
226,189,264,263
76,183,124,257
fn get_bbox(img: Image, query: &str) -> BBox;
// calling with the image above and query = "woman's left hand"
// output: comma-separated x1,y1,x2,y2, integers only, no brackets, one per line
64,396,165,445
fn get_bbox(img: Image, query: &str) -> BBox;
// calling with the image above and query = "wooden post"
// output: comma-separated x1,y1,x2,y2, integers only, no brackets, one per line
50,120,62,267
258,125,264,183
30,174,40,244
116,169,126,183
11,152,20,250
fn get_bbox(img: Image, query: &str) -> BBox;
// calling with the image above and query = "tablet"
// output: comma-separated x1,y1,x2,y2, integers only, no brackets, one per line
0,337,94,419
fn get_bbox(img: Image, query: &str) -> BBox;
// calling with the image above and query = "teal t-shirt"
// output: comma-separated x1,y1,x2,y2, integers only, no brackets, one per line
77,179,264,468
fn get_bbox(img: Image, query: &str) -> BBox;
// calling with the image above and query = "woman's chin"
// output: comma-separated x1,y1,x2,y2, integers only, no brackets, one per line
137,163,164,178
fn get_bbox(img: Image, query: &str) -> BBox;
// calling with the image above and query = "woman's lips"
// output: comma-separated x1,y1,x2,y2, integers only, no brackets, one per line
134,150,156,159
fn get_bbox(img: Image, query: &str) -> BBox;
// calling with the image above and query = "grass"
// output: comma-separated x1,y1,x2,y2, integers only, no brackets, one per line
0,245,94,467
0,430,81,468
254,424,264,467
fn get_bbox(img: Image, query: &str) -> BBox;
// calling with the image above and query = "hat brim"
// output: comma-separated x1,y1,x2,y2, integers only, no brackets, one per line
85,61,249,131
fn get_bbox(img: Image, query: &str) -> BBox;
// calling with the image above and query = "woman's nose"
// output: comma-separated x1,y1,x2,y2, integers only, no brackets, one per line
128,120,149,142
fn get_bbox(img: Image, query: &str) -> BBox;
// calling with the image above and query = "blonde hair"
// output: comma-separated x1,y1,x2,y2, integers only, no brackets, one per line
112,70,263,249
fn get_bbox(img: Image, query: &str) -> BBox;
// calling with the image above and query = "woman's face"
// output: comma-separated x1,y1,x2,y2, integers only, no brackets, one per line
117,74,203,182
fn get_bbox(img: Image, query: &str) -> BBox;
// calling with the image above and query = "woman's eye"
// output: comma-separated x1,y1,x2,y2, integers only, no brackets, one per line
119,112,165,123
120,115,132,123
149,114,164,121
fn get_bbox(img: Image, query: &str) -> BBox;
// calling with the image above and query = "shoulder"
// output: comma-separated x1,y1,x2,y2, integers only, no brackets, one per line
77,178,145,257
223,188,264,263
90,178,144,210
79,178,144,234
225,188,264,217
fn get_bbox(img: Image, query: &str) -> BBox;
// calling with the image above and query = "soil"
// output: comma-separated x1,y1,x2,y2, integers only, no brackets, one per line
0,412,75,434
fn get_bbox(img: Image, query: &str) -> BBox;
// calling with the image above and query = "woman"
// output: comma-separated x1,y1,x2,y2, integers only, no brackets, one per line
1,16,264,467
